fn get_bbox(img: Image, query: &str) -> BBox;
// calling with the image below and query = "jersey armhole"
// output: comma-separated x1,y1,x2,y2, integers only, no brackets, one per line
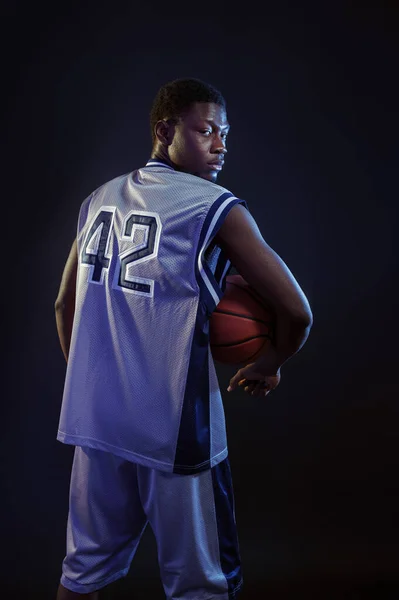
195,193,249,315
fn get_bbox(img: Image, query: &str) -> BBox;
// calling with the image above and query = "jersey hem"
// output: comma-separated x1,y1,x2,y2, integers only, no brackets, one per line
57,431,228,473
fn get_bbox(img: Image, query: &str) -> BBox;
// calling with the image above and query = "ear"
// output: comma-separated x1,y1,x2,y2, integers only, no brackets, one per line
154,119,173,146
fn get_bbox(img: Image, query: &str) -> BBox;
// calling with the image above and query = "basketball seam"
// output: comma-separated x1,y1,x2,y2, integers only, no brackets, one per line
211,334,272,348
212,308,273,326
226,279,275,341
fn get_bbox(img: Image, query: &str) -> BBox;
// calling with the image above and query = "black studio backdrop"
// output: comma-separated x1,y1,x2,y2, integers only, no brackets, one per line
2,2,399,598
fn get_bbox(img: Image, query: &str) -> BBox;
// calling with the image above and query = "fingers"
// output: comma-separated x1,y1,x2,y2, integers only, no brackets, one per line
245,380,270,397
228,368,264,392
242,380,257,393
227,370,245,392
227,370,276,397
228,377,271,397
229,378,258,393
251,381,271,397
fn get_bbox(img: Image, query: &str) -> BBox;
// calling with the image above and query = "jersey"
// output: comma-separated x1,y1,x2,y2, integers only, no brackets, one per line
57,159,248,474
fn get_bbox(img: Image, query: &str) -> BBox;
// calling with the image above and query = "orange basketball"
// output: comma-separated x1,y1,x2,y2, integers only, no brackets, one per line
209,274,275,365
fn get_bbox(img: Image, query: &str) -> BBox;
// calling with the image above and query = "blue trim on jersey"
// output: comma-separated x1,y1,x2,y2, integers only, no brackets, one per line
145,158,175,171
173,194,249,474
196,193,249,315
214,252,226,285
215,254,232,294
173,300,211,475
212,457,243,597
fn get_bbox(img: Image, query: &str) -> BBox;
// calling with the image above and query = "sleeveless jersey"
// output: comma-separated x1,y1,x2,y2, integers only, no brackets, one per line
57,159,248,474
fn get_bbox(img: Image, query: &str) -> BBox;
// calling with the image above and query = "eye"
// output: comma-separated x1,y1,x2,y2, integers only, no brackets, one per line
200,130,212,136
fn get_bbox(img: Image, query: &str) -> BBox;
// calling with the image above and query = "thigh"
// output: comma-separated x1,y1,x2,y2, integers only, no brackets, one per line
61,446,148,594
137,456,243,600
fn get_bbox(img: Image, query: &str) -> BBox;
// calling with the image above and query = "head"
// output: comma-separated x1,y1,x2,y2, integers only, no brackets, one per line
150,78,229,183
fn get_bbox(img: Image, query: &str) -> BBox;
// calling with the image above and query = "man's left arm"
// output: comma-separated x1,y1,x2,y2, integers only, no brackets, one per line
55,238,78,363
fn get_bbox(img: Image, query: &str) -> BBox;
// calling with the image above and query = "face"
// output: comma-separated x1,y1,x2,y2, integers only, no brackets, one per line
166,102,229,183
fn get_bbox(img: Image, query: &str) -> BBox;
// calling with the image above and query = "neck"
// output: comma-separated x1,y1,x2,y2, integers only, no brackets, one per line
151,146,173,168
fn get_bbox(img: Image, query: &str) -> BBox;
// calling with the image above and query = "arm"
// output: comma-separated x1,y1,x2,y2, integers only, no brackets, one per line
54,238,78,363
214,204,313,372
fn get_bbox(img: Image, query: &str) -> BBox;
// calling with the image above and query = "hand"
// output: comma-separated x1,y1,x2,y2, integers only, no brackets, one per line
227,356,281,398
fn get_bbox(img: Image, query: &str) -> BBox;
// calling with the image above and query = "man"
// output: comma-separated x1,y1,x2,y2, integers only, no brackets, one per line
55,78,313,600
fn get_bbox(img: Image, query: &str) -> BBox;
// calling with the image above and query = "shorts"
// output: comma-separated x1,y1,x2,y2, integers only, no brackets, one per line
60,446,243,600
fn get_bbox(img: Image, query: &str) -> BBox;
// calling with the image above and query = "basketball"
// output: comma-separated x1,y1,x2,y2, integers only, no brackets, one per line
209,274,275,365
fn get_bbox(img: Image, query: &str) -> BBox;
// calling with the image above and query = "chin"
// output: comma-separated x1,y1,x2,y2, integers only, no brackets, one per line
203,172,218,183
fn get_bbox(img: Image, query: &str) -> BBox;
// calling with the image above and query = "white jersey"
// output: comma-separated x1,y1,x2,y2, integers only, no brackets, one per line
57,159,248,474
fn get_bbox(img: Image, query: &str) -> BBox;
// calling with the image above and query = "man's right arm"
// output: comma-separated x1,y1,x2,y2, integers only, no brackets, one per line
214,204,313,372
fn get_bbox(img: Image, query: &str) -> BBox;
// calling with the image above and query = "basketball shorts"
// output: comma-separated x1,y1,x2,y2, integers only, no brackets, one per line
60,446,243,599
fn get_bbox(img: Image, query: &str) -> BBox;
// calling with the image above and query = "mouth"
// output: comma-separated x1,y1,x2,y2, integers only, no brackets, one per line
208,161,224,171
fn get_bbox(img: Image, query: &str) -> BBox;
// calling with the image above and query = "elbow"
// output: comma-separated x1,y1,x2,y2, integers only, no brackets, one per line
293,306,313,329
297,310,313,330
54,298,65,312
292,297,313,329
303,311,313,329
293,290,313,328
280,307,313,330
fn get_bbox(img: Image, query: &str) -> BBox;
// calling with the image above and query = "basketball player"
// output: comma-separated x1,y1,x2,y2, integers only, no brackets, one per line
55,78,313,600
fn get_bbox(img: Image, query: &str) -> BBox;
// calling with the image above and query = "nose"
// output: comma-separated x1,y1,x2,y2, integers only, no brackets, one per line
212,133,228,155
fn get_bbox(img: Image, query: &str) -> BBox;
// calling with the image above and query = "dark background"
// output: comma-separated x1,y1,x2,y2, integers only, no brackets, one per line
2,2,398,598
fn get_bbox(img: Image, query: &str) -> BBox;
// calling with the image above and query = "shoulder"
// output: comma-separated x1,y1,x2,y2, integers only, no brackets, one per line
97,172,131,193
82,172,132,206
174,171,235,201
196,177,233,199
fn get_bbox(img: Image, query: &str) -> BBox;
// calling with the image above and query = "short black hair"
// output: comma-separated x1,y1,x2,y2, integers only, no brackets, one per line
150,78,226,145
